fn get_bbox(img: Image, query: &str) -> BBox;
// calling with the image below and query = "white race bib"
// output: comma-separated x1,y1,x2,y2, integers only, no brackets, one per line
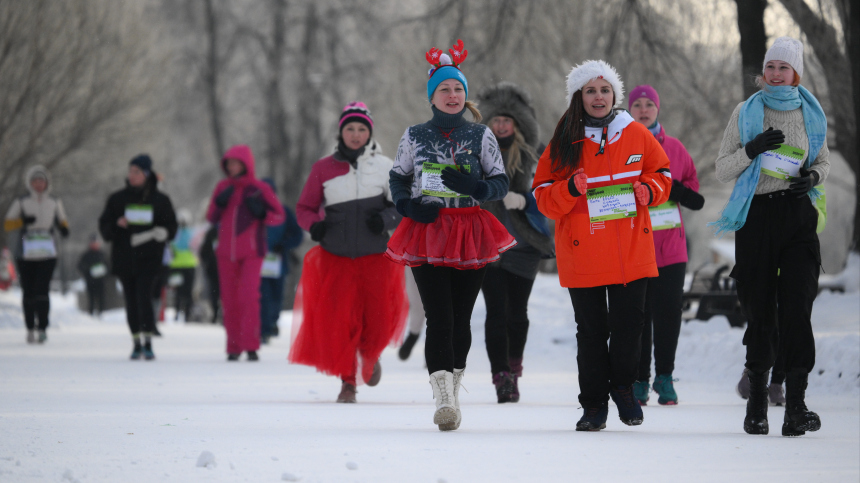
168,273,184,287
421,162,471,198
648,201,682,231
125,204,154,225
89,263,107,278
261,253,282,279
586,184,637,222
760,144,805,180
22,231,56,259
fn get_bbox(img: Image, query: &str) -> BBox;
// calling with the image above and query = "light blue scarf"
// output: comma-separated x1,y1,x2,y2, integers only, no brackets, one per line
710,85,826,236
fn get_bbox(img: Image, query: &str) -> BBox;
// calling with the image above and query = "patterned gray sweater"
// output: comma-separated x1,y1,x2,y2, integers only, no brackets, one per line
390,109,508,208
715,102,830,194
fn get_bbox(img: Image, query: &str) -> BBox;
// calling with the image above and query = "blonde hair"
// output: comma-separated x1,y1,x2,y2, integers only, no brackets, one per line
465,100,482,122
503,124,537,178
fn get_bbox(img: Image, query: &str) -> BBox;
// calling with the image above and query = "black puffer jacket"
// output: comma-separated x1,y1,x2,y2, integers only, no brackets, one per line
98,175,177,278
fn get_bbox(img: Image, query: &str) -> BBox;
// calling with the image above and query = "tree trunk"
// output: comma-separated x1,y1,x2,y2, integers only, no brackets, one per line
203,0,225,158
734,0,768,99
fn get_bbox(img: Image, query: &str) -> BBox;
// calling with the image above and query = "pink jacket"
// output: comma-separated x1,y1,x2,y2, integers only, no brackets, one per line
653,125,699,268
206,145,286,261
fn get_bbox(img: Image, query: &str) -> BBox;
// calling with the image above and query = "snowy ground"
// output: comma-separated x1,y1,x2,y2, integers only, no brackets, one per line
0,268,858,482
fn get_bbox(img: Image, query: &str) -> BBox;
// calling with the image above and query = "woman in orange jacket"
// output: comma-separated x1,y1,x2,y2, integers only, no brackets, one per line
532,60,671,431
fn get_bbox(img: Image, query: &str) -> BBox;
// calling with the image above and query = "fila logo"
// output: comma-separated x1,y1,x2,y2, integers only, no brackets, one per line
625,154,642,165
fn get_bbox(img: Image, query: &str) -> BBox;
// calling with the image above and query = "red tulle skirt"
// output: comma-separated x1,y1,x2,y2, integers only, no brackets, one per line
385,206,517,269
288,247,408,384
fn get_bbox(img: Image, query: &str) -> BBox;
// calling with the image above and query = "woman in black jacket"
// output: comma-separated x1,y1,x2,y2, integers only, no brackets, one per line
99,155,177,360
476,82,554,403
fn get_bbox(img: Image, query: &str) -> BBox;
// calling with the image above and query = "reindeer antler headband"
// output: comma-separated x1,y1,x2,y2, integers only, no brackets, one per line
426,39,470,102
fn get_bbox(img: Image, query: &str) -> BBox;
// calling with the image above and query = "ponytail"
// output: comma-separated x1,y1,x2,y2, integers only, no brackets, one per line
465,100,482,123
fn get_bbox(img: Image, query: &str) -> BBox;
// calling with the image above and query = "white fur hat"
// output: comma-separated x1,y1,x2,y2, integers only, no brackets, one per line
565,60,624,107
763,36,804,78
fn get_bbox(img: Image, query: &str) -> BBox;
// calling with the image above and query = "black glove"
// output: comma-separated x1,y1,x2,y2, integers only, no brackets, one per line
309,222,327,242
366,213,385,234
789,168,819,198
396,199,440,224
58,225,70,238
668,180,705,210
244,195,267,219
215,185,234,208
744,127,785,160
441,167,487,198
22,215,36,226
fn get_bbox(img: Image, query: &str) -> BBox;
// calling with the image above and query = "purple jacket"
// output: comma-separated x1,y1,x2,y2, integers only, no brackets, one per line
653,125,699,268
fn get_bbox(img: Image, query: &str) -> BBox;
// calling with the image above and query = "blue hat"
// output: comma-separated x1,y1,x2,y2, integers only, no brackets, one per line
425,40,470,102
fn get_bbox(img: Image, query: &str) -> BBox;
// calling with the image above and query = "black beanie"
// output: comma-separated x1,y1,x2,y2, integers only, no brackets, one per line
129,154,153,176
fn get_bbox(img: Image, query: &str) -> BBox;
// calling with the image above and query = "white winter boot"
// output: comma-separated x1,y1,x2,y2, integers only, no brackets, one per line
445,367,465,431
429,370,457,431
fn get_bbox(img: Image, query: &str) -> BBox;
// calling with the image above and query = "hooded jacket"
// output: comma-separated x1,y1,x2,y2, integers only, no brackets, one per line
98,172,177,278
297,139,401,259
4,166,70,261
532,111,672,288
652,124,700,268
206,145,286,261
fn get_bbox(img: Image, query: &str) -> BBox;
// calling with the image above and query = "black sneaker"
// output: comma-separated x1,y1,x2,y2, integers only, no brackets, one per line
227,353,240,361
130,342,143,360
610,385,644,426
492,372,516,403
247,351,259,361
143,343,155,361
398,332,419,360
576,405,608,431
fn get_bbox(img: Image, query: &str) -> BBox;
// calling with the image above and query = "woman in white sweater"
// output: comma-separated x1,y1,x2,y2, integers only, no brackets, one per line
714,37,828,437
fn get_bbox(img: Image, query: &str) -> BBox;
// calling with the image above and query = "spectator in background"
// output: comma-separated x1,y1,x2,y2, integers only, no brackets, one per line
169,209,199,321
199,223,220,323
77,233,108,317
259,178,303,344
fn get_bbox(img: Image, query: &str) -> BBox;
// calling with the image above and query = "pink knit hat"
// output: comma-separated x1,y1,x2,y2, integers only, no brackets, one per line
338,101,373,134
628,85,660,111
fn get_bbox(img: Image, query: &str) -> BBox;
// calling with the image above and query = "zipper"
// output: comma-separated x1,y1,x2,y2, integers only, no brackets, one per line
598,126,627,286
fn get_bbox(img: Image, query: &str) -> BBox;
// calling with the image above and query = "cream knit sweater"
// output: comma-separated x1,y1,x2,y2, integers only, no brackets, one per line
715,102,830,194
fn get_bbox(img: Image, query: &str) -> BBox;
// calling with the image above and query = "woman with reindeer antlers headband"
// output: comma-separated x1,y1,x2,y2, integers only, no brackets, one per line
386,40,515,431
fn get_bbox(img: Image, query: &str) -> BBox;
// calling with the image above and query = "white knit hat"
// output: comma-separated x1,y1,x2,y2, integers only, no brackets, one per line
565,60,624,107
763,36,804,78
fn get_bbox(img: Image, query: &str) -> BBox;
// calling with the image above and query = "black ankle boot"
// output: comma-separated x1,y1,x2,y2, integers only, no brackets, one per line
782,370,821,437
744,369,769,435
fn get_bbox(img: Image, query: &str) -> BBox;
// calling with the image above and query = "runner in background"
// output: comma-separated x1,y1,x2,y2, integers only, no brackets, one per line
77,233,108,317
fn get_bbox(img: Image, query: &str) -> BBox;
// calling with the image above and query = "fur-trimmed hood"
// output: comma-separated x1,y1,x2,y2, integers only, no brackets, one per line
24,165,52,195
477,82,540,148
566,59,624,108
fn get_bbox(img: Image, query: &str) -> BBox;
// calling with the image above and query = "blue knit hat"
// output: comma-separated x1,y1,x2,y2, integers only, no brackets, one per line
426,40,469,102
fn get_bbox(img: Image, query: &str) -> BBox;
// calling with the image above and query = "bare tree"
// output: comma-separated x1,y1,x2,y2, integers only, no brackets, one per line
0,0,161,248
734,0,769,99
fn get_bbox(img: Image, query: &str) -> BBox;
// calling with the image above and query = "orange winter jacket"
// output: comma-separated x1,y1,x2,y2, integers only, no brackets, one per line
532,112,671,288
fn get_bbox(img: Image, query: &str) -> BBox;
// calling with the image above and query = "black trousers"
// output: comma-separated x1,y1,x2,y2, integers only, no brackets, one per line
638,262,686,380
18,258,57,331
481,266,535,375
86,279,105,315
171,267,196,320
120,272,159,335
411,264,487,374
568,278,648,408
732,190,820,374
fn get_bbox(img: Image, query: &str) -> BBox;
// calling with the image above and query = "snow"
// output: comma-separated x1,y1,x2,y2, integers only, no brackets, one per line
0,263,858,482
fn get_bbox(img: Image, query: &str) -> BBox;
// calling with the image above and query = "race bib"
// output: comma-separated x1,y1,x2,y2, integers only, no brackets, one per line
168,273,184,287
586,184,637,222
125,204,154,225
22,231,56,259
760,144,805,180
421,162,471,198
89,263,107,278
648,201,682,231
261,253,282,279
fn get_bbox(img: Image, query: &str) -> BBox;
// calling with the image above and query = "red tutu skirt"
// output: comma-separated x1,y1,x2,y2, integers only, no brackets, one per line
288,247,408,384
385,206,517,269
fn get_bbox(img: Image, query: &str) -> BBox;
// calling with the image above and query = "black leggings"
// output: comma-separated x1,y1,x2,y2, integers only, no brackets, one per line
86,279,105,315
120,272,159,335
638,262,686,380
172,267,196,320
481,266,535,375
18,258,56,331
411,264,486,374
568,278,648,408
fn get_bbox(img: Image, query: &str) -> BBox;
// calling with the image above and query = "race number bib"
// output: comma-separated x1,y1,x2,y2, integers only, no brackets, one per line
168,273,184,287
648,201,682,231
760,144,805,180
89,263,107,278
421,162,471,198
22,231,56,259
125,204,154,225
586,184,637,222
261,253,282,279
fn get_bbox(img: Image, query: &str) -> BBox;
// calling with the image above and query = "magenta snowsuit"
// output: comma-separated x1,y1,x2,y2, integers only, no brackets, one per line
206,145,285,354
653,125,699,267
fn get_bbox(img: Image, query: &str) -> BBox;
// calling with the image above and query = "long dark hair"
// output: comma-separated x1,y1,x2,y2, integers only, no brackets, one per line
548,90,586,176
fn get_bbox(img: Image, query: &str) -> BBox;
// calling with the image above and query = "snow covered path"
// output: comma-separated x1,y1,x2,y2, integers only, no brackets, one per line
0,274,858,482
